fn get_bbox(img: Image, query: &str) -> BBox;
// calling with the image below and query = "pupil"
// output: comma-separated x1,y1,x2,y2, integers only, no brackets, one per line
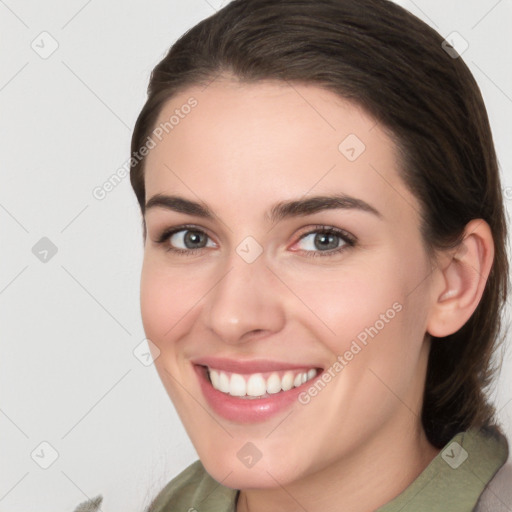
185,231,205,248
316,233,337,250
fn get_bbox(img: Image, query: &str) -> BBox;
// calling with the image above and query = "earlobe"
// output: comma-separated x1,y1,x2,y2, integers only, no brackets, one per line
426,219,494,338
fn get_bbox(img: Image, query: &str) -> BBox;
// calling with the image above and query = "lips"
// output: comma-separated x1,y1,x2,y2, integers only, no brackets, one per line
192,357,324,423
191,356,321,374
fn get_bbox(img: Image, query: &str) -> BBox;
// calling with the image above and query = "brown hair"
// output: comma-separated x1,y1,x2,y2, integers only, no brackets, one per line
130,0,509,448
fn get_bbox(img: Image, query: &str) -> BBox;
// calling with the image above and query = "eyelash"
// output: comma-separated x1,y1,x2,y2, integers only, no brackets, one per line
154,224,357,258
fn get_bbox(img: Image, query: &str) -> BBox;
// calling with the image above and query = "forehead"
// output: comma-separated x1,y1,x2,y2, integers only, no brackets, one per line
143,78,420,226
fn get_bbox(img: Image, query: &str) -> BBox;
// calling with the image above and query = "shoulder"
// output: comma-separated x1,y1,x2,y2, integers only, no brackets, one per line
70,462,233,512
145,460,238,512
145,460,208,512
474,460,512,512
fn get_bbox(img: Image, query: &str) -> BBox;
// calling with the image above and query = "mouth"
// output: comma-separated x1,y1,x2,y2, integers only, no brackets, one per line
203,366,320,399
191,358,324,423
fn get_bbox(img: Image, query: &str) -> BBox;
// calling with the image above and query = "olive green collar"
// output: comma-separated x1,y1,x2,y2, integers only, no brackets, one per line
377,427,509,512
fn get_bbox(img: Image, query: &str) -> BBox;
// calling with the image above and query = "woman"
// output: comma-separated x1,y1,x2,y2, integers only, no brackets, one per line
77,0,512,510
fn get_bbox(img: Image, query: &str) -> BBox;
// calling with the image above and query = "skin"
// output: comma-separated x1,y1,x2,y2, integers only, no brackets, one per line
140,76,494,512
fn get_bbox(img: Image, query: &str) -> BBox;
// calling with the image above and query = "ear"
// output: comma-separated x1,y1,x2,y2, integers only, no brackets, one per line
426,219,495,338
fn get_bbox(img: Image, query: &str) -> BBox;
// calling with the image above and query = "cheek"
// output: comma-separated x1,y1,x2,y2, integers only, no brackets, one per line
139,259,200,345
282,261,404,354
140,260,201,408
281,250,430,391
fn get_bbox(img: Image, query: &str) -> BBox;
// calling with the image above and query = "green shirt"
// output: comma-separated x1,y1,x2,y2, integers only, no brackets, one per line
145,428,509,512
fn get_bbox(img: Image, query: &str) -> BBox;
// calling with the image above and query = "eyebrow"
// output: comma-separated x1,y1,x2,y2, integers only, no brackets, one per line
144,193,383,223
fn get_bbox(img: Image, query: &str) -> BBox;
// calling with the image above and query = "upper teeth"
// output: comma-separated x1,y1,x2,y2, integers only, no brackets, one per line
208,368,318,398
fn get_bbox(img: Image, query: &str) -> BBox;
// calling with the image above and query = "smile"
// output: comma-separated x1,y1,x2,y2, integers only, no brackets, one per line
192,357,324,423
207,367,318,399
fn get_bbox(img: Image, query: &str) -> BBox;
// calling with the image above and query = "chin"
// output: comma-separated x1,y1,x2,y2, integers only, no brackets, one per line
198,444,308,490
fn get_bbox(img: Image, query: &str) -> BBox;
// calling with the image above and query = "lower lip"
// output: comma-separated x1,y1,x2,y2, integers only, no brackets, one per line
194,365,321,423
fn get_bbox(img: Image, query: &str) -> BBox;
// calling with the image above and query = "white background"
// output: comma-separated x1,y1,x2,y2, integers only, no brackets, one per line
0,0,511,510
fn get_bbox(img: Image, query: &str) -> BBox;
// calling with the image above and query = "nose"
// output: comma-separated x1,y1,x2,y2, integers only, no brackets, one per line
201,250,286,345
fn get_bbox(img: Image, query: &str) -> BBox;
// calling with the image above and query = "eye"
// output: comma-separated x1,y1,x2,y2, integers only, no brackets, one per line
155,225,216,255
293,226,356,258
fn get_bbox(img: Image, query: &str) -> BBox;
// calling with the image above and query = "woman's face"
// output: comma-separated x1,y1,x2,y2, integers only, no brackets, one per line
140,78,437,488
